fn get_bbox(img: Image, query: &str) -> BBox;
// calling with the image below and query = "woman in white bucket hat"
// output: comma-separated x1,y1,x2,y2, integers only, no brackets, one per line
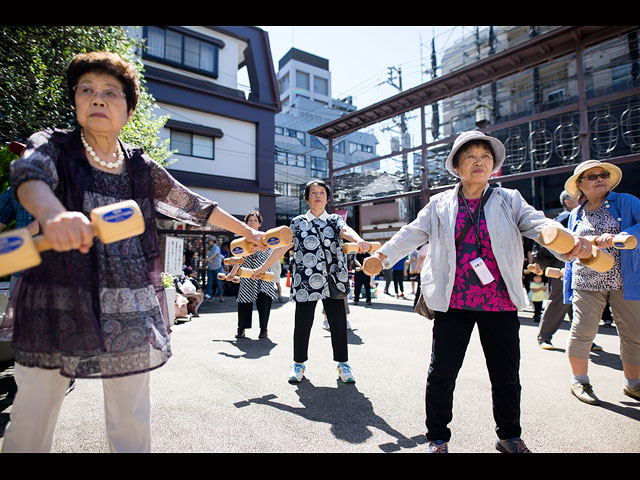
369,130,593,453
562,160,640,406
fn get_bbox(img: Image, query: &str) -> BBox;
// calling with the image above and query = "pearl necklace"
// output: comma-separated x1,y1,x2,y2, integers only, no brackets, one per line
81,130,124,169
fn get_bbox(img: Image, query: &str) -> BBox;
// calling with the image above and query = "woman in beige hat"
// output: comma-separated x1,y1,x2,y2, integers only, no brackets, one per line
562,160,640,406
367,130,593,453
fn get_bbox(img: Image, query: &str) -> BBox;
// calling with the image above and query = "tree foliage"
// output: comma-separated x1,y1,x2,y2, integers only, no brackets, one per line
0,25,174,189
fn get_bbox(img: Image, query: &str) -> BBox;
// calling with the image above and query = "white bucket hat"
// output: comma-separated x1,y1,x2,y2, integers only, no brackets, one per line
564,159,622,197
445,130,506,177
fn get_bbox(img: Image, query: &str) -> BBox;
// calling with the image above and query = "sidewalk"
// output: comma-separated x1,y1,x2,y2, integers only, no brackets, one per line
1,285,638,453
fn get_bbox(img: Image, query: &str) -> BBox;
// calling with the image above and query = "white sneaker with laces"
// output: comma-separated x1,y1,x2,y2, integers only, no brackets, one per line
337,362,356,383
288,363,305,383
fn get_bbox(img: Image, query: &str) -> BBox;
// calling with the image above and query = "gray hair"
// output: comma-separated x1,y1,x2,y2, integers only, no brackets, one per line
559,190,577,207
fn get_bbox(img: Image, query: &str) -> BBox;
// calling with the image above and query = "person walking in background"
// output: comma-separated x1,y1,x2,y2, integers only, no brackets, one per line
562,160,640,406
353,252,372,305
205,236,225,302
391,257,406,298
534,190,579,350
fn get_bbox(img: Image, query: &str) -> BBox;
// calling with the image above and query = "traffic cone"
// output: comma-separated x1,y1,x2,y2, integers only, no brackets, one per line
286,270,291,287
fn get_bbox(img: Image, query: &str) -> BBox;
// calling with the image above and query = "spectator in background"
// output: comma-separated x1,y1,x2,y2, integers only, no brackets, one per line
205,236,224,302
391,257,406,298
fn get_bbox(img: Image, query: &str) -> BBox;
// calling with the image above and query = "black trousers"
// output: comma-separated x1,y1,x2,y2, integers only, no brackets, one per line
392,270,404,294
426,308,522,443
237,292,272,330
294,298,347,363
353,272,371,302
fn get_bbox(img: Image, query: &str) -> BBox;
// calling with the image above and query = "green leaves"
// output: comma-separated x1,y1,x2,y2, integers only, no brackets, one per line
0,26,174,166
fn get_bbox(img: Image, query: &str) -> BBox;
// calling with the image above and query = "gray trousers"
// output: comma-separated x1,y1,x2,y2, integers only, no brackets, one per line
537,277,572,343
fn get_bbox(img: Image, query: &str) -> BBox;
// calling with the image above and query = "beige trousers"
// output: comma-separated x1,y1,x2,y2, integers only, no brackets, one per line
2,363,151,453
568,289,640,365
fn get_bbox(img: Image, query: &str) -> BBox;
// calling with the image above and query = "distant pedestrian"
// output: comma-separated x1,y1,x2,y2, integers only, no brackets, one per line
534,190,579,349
391,257,406,298
205,236,225,302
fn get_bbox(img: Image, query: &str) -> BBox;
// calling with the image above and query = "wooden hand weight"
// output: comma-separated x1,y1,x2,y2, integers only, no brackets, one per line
217,272,240,283
584,234,637,250
230,226,293,257
544,267,564,278
223,257,245,266
342,241,381,254
0,199,144,277
362,256,383,276
537,226,614,273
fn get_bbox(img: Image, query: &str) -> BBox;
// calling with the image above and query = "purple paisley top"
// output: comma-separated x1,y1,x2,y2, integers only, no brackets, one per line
449,197,516,311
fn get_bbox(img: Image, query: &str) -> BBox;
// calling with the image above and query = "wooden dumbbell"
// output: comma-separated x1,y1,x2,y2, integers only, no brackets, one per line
537,226,614,273
217,272,240,283
527,264,543,275
545,267,564,278
236,267,274,282
584,234,637,250
223,257,245,266
342,241,381,254
230,226,293,257
362,256,383,276
0,199,144,277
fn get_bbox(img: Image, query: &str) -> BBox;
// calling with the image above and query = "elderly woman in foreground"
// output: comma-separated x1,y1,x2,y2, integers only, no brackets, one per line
2,51,264,453
368,130,592,454
562,160,640,406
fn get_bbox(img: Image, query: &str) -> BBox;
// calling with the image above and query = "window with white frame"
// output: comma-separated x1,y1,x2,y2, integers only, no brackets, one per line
170,130,215,159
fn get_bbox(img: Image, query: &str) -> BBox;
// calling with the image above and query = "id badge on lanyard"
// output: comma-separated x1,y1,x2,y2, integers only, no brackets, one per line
460,191,495,286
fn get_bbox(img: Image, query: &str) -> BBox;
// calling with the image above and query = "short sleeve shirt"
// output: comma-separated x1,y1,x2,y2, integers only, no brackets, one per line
289,210,349,302
572,205,623,291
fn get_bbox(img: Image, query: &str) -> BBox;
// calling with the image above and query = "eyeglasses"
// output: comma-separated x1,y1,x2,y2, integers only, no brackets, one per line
73,84,126,101
580,171,611,182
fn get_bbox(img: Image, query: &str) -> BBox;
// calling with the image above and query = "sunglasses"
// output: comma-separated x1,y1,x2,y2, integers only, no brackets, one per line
579,171,611,182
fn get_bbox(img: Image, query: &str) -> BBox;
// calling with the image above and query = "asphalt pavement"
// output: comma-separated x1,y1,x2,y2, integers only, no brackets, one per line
0,284,639,453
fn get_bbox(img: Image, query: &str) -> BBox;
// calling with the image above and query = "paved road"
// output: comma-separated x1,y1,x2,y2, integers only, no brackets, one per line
1,286,639,453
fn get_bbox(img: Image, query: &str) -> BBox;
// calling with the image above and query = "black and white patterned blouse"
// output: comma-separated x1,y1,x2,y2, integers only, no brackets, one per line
236,249,277,303
572,204,623,291
289,210,349,302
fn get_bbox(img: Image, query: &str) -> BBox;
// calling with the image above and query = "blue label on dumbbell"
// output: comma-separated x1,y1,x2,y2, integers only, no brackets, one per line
0,236,24,254
232,246,244,255
103,207,133,223
266,236,279,246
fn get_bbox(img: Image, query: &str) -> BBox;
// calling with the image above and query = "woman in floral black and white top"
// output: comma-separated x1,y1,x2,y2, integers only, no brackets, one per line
254,180,369,385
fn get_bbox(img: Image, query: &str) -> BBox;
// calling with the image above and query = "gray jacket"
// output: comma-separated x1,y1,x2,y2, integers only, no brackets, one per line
378,183,571,312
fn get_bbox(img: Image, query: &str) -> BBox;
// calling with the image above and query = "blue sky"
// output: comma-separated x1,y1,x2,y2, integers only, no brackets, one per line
258,26,476,170
260,26,470,110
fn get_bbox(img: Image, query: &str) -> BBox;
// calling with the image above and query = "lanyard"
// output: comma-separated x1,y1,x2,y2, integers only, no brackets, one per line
459,188,491,253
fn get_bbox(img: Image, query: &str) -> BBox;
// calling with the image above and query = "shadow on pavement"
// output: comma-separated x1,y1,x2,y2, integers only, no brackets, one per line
233,379,426,452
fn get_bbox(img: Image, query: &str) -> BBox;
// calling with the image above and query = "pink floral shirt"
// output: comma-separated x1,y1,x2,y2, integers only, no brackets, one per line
449,197,517,311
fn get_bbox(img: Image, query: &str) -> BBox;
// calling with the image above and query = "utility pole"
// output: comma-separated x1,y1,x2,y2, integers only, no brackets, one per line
384,66,413,223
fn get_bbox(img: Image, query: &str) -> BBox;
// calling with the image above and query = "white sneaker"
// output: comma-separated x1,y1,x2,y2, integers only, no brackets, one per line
288,363,305,383
205,294,211,299
337,362,355,383
346,320,352,330
322,319,330,331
